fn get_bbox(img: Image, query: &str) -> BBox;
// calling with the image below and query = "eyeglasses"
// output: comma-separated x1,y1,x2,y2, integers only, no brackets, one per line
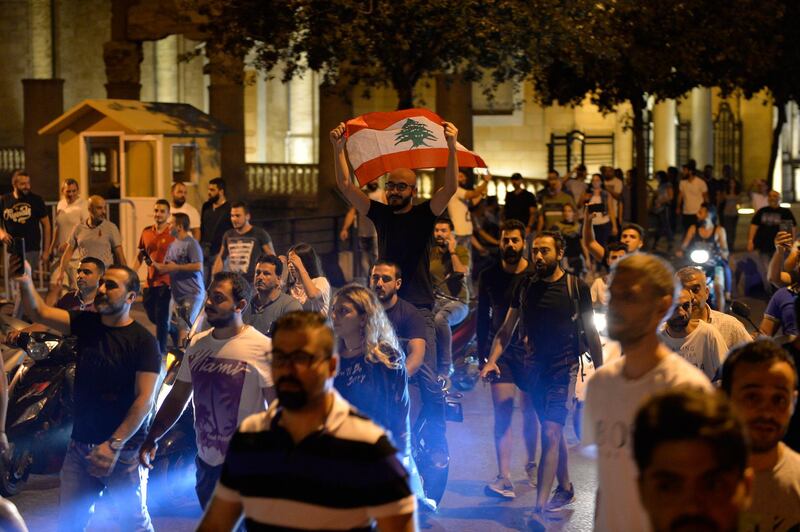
385,182,413,192
271,349,328,369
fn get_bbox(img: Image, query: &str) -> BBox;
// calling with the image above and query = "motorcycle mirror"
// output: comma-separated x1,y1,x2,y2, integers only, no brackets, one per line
730,300,751,318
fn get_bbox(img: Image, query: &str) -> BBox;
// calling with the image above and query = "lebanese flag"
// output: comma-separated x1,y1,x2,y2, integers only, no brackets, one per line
345,108,487,186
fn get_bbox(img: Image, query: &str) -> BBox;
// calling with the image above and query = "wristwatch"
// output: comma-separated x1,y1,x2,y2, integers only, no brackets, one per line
107,438,125,451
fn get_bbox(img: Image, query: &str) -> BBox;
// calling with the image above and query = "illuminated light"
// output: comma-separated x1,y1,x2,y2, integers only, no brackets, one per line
690,249,710,264
593,312,607,332
780,202,792,208
737,208,755,215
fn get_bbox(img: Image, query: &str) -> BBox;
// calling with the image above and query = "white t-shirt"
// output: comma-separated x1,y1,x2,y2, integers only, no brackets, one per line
447,187,473,237
679,177,708,215
176,325,272,466
752,192,769,212
605,177,623,221
55,198,88,249
583,352,712,532
658,320,728,380
708,308,751,350
744,444,800,532
171,202,201,230
289,276,331,316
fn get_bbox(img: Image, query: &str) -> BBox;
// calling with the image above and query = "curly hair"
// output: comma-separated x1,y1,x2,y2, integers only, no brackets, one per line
333,283,403,370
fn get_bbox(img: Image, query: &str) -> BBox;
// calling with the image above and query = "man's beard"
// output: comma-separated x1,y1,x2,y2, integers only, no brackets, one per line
209,193,220,203
173,197,186,207
95,294,124,315
668,315,689,331
502,248,523,264
388,195,412,211
205,308,235,328
373,288,392,302
276,376,309,410
17,189,29,197
535,260,557,277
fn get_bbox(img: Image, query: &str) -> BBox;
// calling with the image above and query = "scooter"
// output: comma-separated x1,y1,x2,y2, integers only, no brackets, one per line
0,331,76,496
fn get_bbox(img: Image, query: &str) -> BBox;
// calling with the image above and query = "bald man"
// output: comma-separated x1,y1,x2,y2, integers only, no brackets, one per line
331,120,461,475
57,196,126,286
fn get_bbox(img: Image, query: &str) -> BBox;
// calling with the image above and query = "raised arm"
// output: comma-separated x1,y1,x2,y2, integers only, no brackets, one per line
16,261,70,335
330,123,370,215
768,232,794,286
430,121,459,216
583,214,605,263
340,207,357,241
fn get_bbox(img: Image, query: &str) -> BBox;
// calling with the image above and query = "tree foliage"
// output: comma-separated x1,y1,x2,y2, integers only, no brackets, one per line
202,0,532,109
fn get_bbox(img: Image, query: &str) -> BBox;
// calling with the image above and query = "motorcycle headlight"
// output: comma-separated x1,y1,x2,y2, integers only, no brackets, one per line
25,339,58,362
13,398,46,427
690,249,710,265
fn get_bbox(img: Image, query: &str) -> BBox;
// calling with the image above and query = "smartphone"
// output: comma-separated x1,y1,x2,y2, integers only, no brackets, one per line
9,237,25,277
139,247,153,266
587,203,605,214
779,220,794,234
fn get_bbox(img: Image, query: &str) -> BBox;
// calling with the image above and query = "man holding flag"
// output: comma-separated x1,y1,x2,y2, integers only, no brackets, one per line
331,110,475,497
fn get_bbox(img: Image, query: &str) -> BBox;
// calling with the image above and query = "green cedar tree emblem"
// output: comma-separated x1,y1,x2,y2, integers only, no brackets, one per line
394,118,438,148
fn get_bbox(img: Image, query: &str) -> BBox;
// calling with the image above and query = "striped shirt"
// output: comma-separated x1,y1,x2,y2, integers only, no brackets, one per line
214,390,416,531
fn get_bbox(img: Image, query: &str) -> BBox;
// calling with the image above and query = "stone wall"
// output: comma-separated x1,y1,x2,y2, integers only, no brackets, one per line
57,0,110,109
0,0,30,145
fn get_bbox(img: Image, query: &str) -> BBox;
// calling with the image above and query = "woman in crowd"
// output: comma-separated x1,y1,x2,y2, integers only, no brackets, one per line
676,202,731,310
552,202,585,276
330,284,430,507
582,173,613,250
285,242,331,316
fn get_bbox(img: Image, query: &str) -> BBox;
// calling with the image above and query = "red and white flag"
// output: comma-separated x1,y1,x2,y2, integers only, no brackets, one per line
345,108,487,186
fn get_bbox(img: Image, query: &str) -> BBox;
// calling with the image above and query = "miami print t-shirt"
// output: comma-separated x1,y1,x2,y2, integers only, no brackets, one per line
176,325,272,466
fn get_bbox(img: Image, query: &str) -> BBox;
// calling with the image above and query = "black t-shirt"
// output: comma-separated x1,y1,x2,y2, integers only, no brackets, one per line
503,190,537,226
200,200,233,256
1,192,47,251
221,226,273,283
385,297,427,343
477,260,534,355
552,221,582,259
69,311,162,445
368,200,438,307
781,341,800,453
511,273,592,361
334,347,411,453
752,206,796,254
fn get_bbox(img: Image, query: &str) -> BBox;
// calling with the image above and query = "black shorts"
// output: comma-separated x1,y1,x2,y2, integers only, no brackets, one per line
495,344,535,390
527,357,579,426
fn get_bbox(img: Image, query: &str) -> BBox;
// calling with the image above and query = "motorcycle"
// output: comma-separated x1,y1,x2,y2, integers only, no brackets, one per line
0,330,76,496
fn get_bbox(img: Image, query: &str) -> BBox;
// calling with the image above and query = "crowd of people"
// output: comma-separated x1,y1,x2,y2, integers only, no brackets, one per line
0,119,796,532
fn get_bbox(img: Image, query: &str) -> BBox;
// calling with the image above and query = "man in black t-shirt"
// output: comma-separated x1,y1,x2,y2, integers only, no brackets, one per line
212,201,274,283
503,173,538,234
2,170,50,281
477,220,539,499
201,177,233,286
15,261,160,532
480,231,602,527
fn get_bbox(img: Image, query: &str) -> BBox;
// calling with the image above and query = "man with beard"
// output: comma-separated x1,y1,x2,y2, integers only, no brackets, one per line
481,231,602,529
339,181,386,278
330,120,459,465
14,260,160,532
721,340,800,531
634,388,753,532
2,170,51,280
58,195,126,278
212,201,274,283
677,266,751,349
476,220,539,499
200,177,233,286
170,181,201,240
658,289,728,381
139,271,272,510
198,312,416,531
583,253,713,532
55,256,103,311
430,218,470,377
134,199,175,355
243,254,302,337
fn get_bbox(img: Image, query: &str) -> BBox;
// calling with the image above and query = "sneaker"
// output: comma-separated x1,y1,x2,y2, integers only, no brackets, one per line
484,476,516,499
528,509,547,532
546,483,575,511
525,461,538,487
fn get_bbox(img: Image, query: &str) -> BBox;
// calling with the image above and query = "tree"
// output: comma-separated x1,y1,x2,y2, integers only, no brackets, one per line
200,0,533,110
524,0,782,225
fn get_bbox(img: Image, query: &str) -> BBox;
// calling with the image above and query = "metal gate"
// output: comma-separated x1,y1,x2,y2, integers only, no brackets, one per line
713,102,743,178
547,131,615,175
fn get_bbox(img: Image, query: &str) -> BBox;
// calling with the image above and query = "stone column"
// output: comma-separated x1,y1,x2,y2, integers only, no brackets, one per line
653,99,677,171
690,87,713,167
318,80,353,214
29,0,53,78
23,79,63,201
255,73,268,162
435,74,473,187
206,41,246,201
155,35,178,102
